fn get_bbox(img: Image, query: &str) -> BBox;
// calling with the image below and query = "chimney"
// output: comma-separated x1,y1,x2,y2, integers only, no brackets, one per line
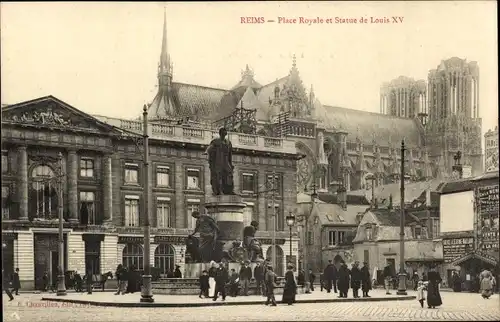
337,186,347,210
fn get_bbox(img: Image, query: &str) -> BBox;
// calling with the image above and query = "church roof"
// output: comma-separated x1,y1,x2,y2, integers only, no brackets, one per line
170,82,229,120
316,105,423,147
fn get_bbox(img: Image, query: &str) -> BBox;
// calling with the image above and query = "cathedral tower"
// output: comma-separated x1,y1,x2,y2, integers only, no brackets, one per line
380,76,427,121
426,57,482,177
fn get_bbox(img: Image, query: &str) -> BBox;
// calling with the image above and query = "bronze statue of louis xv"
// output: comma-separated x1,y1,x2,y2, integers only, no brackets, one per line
206,127,234,195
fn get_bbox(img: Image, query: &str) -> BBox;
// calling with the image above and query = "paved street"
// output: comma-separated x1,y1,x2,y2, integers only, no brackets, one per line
39,288,412,306
3,290,500,321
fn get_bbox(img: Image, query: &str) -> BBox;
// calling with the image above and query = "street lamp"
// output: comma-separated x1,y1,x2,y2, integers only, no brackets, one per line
397,139,408,296
365,173,376,209
286,212,296,258
140,104,154,303
56,152,67,296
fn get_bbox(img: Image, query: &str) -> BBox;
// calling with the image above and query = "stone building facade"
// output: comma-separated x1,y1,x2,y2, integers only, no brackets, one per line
352,208,443,285
1,95,299,289
484,126,498,172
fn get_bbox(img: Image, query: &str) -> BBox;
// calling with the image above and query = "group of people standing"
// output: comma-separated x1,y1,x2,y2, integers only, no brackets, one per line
322,260,372,298
114,264,142,295
198,260,280,304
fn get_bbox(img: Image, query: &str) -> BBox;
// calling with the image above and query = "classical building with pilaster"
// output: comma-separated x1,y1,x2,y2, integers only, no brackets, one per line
1,96,300,289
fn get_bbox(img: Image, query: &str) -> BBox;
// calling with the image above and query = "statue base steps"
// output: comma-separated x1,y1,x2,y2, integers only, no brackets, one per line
152,277,284,296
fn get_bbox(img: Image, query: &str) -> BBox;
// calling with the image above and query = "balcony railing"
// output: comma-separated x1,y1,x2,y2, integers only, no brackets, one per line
95,116,297,155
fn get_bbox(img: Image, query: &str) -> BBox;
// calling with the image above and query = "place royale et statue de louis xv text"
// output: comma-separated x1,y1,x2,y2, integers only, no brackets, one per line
240,16,404,25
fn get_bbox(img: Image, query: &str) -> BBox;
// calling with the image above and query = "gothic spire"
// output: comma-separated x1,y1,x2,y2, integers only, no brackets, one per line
148,6,176,120
159,7,171,73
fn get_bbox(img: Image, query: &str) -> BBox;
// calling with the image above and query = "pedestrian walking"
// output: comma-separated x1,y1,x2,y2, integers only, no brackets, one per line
114,264,126,295
323,260,335,293
308,269,316,292
239,260,252,296
264,265,277,306
208,261,217,298
383,263,394,295
73,271,83,292
198,270,210,298
42,272,49,292
11,268,21,295
86,270,93,294
253,261,265,296
426,265,442,309
281,264,297,305
213,262,228,301
416,281,426,308
228,268,239,297
2,269,14,301
451,271,462,292
480,269,494,299
412,271,420,291
174,265,182,278
297,269,305,292
350,261,362,298
360,262,372,297
337,262,350,298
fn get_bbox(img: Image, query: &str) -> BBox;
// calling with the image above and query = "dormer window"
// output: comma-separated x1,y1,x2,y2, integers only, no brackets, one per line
365,226,373,240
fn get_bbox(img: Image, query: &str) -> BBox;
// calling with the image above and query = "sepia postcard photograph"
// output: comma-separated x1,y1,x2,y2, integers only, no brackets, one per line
1,1,498,321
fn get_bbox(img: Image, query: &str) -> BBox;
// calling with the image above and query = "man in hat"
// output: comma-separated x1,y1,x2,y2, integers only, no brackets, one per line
213,262,228,302
239,260,252,296
174,265,182,278
264,264,277,306
253,261,265,296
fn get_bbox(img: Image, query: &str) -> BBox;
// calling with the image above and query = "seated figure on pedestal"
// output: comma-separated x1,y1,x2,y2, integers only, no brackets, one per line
188,211,220,263
243,221,263,262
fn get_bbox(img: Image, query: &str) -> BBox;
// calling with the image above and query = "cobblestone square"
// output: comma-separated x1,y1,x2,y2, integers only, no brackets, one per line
3,291,500,321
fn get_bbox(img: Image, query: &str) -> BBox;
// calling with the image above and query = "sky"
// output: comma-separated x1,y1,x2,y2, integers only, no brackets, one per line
1,1,498,137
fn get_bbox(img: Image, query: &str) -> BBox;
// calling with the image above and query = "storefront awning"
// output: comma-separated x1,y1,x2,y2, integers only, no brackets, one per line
451,251,498,267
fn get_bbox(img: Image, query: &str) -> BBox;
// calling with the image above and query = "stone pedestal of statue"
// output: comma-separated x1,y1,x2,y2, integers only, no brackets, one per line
205,194,247,244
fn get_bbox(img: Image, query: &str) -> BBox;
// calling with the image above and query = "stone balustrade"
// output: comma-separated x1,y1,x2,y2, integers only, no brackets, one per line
95,116,297,155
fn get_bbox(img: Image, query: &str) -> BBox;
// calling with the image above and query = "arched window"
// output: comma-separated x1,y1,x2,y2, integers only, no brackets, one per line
154,244,175,275
122,243,143,270
30,165,57,219
266,245,284,277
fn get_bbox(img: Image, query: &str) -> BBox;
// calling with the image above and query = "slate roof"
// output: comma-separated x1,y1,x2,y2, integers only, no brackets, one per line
437,179,475,195
350,179,442,206
472,171,499,181
371,209,420,227
317,192,370,206
315,203,368,226
171,82,229,120
315,105,423,148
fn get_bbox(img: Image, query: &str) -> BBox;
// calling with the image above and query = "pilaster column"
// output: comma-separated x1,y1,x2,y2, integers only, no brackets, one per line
68,150,79,223
17,146,29,221
103,155,113,224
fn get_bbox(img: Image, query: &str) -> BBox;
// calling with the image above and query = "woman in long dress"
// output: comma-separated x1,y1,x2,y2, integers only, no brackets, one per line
208,261,217,298
480,269,494,299
281,265,297,305
426,266,443,309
